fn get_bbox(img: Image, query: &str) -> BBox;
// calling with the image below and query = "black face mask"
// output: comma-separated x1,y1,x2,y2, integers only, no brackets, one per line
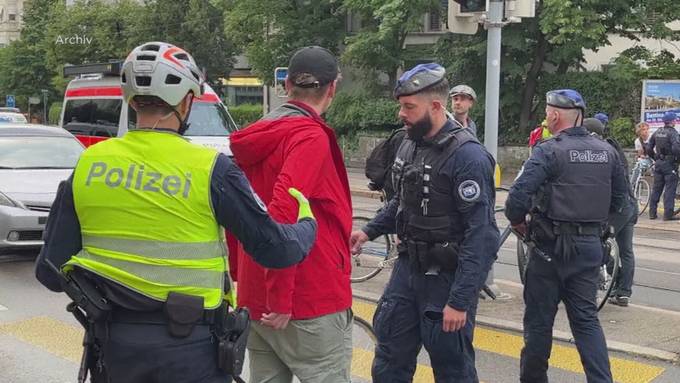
405,113,433,141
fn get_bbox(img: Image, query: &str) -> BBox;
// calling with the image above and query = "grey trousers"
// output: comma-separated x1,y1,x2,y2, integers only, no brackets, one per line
247,309,353,383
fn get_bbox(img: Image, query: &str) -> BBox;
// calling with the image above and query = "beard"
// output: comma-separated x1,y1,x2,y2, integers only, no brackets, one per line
404,113,433,141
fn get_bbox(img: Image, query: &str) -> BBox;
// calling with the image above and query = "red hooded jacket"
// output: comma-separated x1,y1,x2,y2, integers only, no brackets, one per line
228,101,353,320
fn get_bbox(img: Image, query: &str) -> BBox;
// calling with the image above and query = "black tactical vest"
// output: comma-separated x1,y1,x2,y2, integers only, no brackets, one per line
391,127,478,244
540,132,614,223
654,126,676,161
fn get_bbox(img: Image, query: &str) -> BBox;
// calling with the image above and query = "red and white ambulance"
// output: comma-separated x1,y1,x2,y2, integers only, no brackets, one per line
59,62,237,153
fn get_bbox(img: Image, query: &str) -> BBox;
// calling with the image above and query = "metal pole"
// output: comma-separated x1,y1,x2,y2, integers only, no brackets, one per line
42,90,48,125
483,0,503,160
483,0,509,299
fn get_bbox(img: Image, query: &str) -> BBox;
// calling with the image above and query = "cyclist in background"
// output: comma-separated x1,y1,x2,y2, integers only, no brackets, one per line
631,122,653,187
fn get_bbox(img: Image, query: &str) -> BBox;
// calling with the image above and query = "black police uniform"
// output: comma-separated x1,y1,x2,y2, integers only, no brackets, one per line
646,124,680,220
363,120,499,382
36,148,316,383
505,126,627,383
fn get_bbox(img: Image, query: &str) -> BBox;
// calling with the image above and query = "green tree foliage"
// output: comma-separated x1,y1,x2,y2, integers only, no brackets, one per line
342,0,439,91
45,0,147,94
435,0,680,142
325,92,400,136
228,103,263,127
225,0,346,85
143,0,236,85
0,0,60,110
0,0,236,110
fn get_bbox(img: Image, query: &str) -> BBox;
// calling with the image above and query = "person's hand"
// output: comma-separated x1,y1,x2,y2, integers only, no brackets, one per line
261,312,292,330
349,230,369,255
442,305,467,332
512,221,528,238
288,188,314,221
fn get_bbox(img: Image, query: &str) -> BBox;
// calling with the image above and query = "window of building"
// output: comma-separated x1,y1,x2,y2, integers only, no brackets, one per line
428,0,448,32
8,14,15,21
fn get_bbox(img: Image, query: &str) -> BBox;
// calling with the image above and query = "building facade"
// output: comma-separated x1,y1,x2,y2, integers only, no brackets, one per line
0,0,23,47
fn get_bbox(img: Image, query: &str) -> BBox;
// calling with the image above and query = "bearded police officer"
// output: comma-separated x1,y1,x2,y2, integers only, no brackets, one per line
350,63,499,382
505,89,627,383
35,42,317,383
646,111,680,221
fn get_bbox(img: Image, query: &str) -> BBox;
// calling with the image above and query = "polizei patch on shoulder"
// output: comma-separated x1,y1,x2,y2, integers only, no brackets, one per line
458,180,481,202
568,150,609,163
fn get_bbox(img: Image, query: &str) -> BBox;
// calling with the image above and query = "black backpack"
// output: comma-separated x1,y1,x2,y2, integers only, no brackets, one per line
365,128,406,190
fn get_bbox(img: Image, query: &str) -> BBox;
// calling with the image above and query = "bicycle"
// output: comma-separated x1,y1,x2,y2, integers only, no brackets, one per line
351,188,398,283
630,159,652,216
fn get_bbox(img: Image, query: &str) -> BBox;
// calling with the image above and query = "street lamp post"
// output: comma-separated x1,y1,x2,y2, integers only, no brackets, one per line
41,89,48,124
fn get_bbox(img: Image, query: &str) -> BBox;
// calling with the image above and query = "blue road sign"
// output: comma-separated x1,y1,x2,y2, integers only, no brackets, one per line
275,67,288,82
5,95,15,108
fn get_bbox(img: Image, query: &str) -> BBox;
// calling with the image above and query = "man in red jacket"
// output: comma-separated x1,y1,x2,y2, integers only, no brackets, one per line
229,46,353,383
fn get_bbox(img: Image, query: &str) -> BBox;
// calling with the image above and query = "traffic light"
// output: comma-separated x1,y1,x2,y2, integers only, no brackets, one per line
452,0,487,14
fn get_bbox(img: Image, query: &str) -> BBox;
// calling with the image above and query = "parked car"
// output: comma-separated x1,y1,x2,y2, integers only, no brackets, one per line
60,61,238,153
0,124,84,254
0,107,21,113
0,112,28,123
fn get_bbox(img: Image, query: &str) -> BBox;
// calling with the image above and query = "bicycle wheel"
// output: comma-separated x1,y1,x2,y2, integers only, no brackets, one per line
351,216,390,283
352,316,377,382
596,238,620,311
635,178,650,216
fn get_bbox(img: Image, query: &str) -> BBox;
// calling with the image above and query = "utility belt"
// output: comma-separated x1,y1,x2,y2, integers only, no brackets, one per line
52,263,249,383
529,216,604,241
109,293,250,382
403,239,459,273
656,154,680,165
528,216,606,262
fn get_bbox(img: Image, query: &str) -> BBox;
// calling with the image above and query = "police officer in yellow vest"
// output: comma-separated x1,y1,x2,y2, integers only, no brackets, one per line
35,42,317,383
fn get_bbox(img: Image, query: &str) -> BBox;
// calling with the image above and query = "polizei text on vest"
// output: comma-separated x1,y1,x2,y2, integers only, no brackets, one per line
85,162,192,198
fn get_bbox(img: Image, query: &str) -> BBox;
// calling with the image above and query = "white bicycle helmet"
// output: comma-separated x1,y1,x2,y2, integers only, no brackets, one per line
121,42,204,107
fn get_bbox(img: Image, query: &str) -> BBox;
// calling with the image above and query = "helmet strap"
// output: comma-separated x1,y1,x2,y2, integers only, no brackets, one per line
175,98,194,136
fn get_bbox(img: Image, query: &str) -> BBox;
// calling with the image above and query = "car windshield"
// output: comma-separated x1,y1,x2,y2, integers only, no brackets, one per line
0,136,83,169
0,113,28,123
62,98,121,137
184,102,237,136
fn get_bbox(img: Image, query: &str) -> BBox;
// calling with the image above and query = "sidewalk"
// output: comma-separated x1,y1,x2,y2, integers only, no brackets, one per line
347,167,680,362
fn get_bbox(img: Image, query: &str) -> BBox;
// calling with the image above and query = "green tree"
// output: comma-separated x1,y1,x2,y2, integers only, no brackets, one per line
44,0,147,94
225,0,346,85
144,0,237,86
435,0,680,141
0,0,60,110
342,0,439,91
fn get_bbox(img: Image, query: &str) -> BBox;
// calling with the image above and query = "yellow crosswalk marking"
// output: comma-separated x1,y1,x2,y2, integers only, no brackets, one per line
352,300,665,383
1,306,667,383
0,316,83,363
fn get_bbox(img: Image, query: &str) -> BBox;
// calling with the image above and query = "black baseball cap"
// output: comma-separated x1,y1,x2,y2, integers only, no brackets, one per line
288,46,339,88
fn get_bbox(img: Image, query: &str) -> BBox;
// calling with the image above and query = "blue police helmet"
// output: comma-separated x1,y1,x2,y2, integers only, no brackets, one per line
594,112,609,124
662,111,677,123
546,89,586,111
394,63,446,99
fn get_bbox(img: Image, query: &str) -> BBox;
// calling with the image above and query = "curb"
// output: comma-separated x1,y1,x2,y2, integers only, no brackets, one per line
351,290,680,363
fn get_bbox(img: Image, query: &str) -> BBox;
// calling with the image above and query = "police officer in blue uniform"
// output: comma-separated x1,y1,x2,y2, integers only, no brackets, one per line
349,63,499,383
646,111,680,220
505,89,627,383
